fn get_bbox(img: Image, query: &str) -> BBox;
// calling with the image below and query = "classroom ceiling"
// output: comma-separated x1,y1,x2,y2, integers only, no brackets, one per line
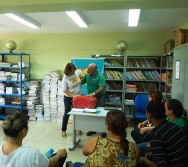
0,0,188,33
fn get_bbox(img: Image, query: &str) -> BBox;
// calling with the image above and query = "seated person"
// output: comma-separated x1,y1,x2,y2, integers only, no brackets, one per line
138,100,188,167
0,111,67,167
73,109,139,167
131,90,164,144
165,98,188,133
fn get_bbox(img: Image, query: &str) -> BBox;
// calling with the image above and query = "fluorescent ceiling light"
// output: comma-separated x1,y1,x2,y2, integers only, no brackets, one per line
65,11,88,28
4,13,41,29
128,9,140,27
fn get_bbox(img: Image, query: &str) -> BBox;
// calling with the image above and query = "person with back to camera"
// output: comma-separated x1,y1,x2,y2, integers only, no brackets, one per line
61,63,82,138
138,100,188,167
73,109,139,167
131,90,164,144
0,111,67,167
82,63,106,137
138,98,188,158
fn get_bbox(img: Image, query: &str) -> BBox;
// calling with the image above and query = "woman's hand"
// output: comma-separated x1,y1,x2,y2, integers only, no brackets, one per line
138,157,156,167
57,149,67,158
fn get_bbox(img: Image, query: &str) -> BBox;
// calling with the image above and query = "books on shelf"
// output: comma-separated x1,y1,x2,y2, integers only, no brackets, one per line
106,81,122,90
104,70,123,80
0,62,11,67
166,71,172,84
161,73,166,82
126,84,137,92
104,59,123,67
126,70,160,81
127,58,159,68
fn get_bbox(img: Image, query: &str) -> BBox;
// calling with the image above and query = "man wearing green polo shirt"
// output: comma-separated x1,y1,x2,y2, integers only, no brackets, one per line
82,63,106,136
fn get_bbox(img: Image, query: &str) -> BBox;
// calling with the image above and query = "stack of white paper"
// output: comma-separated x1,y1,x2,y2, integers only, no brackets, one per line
0,97,5,104
11,73,18,80
0,83,5,93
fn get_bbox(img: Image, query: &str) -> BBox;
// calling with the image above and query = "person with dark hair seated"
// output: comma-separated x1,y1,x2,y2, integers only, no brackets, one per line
131,90,165,144
138,100,188,167
70,109,139,167
0,111,67,167
165,98,188,133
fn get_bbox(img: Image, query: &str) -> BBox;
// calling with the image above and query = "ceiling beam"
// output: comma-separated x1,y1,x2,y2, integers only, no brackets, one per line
0,0,188,13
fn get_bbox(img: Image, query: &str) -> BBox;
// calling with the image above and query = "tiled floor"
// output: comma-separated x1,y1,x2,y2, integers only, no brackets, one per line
0,120,134,166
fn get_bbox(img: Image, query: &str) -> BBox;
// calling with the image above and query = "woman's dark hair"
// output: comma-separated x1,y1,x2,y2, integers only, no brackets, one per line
149,90,165,102
146,100,166,120
64,63,76,75
166,99,184,118
2,111,28,137
106,109,129,155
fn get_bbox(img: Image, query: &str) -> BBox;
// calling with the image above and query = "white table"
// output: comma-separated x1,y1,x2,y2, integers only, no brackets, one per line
68,107,109,151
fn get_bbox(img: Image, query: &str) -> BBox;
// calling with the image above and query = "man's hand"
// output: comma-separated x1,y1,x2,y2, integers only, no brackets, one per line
86,94,95,97
138,122,145,129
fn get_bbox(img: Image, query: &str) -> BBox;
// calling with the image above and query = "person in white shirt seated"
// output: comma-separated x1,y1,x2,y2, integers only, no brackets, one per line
0,111,67,167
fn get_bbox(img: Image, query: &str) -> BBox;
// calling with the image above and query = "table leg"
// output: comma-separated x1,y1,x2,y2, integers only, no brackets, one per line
69,115,81,151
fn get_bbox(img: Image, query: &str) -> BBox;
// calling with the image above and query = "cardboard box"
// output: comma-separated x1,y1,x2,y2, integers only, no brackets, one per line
164,39,174,54
174,29,188,47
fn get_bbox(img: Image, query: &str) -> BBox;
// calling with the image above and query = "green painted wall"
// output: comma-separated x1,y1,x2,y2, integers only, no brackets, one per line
0,31,173,79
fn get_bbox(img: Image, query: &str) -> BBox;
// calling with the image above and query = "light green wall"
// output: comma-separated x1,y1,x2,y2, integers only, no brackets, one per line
0,31,173,79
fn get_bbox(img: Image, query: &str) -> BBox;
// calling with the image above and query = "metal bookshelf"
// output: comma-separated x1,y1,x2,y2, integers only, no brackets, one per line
0,52,30,119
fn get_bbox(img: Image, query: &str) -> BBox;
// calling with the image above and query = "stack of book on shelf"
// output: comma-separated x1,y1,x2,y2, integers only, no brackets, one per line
18,62,29,67
106,81,122,90
11,73,18,80
104,70,123,80
109,94,121,103
124,99,134,105
168,56,173,68
5,87,17,94
166,71,172,84
0,97,5,104
104,59,123,67
0,62,11,67
125,105,134,116
126,70,160,81
126,84,137,92
127,58,159,68
161,73,166,82
0,83,5,93
0,71,11,80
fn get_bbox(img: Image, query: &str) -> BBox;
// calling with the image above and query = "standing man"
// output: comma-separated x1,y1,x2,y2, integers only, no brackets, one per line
82,63,106,136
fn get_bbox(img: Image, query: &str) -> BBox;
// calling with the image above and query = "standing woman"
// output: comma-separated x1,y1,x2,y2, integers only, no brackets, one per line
62,63,82,138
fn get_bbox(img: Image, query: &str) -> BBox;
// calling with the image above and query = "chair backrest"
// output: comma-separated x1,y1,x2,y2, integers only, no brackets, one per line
134,94,149,113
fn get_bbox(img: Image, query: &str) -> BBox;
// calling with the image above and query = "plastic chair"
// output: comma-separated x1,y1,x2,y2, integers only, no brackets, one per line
66,161,74,167
134,94,149,126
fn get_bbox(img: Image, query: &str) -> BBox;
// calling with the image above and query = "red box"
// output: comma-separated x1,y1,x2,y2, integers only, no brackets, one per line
72,96,97,108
